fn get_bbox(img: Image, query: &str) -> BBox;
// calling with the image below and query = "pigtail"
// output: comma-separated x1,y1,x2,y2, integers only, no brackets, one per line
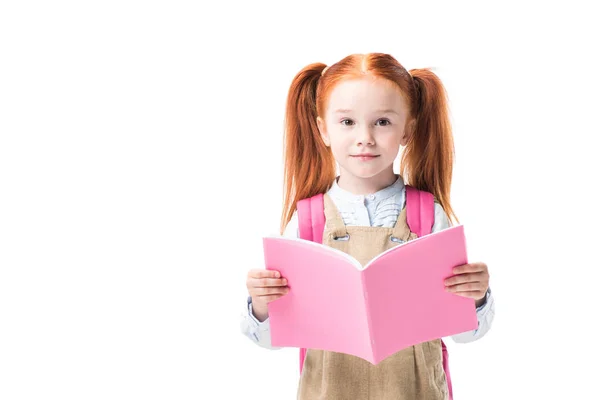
280,63,336,234
402,68,458,224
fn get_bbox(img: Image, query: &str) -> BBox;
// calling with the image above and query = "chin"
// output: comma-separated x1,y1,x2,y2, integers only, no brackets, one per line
343,167,389,180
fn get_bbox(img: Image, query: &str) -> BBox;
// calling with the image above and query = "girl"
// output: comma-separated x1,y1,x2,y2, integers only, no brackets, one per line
240,53,495,399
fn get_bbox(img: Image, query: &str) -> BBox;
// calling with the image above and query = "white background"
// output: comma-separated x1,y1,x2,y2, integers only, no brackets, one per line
1,1,598,399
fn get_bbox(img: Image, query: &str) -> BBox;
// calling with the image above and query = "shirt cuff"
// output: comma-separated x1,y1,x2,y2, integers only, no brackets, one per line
476,288,492,314
247,296,270,327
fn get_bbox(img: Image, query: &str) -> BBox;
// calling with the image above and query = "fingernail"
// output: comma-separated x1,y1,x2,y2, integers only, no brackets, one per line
274,272,280,278
282,279,287,285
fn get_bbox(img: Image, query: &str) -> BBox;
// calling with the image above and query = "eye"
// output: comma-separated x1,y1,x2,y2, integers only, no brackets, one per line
376,119,391,126
340,119,355,126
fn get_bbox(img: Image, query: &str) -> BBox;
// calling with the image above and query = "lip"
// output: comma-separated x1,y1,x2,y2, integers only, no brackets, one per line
351,154,379,161
351,154,379,158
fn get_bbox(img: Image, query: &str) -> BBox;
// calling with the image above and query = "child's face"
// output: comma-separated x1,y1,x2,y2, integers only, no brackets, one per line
317,77,412,181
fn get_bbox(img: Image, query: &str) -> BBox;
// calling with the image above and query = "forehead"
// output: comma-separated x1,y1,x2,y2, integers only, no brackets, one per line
326,77,408,113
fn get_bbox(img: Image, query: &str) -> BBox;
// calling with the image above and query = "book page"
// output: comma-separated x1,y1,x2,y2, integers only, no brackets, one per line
263,237,373,360
363,225,460,269
361,226,478,364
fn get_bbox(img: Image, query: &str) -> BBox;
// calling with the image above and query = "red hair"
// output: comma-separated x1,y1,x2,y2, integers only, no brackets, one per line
280,53,457,233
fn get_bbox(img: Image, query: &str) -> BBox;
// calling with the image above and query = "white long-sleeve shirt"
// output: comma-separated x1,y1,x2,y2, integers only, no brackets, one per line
240,176,496,349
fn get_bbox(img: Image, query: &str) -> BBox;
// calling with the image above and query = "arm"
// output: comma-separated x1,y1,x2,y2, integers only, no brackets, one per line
432,203,496,343
239,212,299,350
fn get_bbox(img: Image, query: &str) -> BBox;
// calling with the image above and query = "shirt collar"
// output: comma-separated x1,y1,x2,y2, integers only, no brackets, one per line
328,175,405,204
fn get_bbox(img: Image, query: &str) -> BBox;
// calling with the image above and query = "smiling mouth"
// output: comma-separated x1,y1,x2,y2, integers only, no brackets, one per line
351,154,380,161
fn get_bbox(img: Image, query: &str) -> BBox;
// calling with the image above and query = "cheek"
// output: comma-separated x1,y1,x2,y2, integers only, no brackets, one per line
381,135,402,155
327,129,349,146
337,137,355,151
379,135,402,148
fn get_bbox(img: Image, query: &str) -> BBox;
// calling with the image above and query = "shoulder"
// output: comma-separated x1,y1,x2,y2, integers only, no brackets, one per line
289,193,328,237
402,186,450,233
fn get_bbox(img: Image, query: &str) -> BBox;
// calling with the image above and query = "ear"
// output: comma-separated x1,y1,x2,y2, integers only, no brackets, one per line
400,118,416,146
317,116,330,147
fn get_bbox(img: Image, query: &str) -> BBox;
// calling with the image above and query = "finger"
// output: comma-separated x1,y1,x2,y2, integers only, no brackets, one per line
248,269,281,279
452,262,485,275
446,290,484,300
250,277,288,288
445,272,485,287
445,282,485,293
254,286,290,296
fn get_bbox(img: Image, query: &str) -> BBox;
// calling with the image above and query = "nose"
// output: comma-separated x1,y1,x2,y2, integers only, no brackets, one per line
356,126,375,146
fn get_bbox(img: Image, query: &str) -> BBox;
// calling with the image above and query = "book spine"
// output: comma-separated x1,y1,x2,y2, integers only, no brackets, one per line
361,273,376,364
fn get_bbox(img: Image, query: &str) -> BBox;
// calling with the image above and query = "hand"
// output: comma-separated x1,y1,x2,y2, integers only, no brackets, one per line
444,262,489,307
246,269,289,322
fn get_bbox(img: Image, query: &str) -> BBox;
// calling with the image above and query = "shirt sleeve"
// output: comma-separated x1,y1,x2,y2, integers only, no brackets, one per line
450,288,496,343
239,212,299,349
239,296,282,350
431,202,496,343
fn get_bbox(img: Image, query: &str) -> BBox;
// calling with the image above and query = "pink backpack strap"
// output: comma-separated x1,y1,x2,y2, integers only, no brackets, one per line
405,185,453,400
297,193,325,245
405,185,435,238
296,193,325,374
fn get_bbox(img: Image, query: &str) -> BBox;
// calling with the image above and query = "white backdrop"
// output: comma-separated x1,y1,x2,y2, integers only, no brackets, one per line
1,1,598,399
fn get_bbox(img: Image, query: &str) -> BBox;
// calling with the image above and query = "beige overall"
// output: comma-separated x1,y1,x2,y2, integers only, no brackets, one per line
297,194,448,400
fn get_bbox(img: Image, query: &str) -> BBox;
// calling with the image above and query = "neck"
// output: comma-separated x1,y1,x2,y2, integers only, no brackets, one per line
336,167,398,195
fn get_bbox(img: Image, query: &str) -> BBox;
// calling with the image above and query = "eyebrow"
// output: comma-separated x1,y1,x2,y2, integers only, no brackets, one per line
333,109,399,115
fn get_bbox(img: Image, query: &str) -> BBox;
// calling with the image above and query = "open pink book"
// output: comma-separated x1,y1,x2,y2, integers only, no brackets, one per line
263,224,478,365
